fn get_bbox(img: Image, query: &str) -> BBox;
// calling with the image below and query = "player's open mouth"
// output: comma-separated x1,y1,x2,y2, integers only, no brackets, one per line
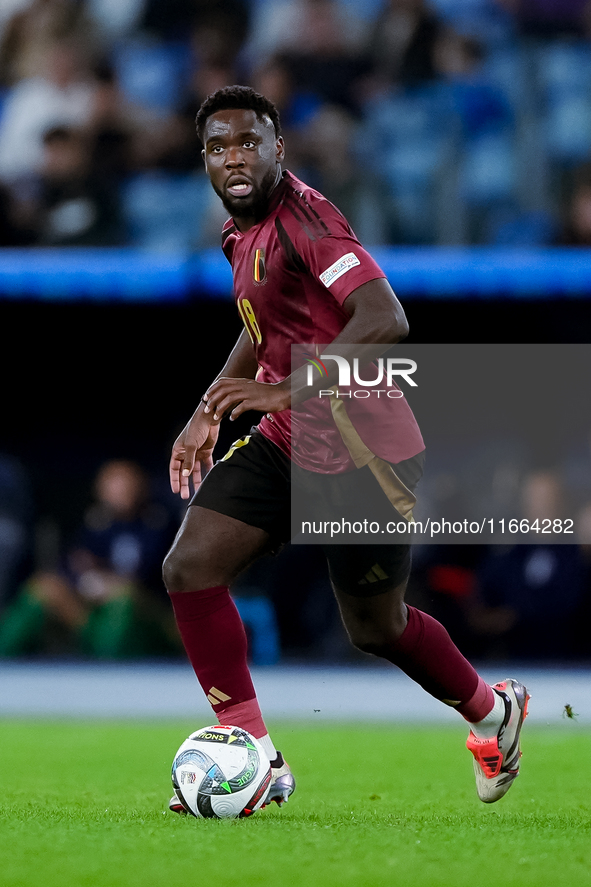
227,182,253,198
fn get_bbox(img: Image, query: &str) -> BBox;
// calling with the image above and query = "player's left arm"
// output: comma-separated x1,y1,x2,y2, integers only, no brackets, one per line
203,276,407,420
289,276,408,405
339,276,409,344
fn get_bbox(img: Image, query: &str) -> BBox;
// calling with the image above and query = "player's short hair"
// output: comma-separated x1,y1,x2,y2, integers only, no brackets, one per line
196,85,281,145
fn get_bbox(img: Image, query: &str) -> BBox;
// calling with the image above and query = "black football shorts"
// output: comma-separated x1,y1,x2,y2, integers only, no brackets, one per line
191,428,423,596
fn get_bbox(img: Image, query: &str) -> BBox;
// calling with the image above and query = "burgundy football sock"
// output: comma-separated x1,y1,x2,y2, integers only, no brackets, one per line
389,605,494,722
170,586,268,738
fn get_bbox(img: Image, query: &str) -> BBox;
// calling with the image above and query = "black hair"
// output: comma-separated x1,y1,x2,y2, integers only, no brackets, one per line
195,85,281,145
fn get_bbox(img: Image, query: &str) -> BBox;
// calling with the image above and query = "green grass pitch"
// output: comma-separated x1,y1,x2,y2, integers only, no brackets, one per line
1,719,590,887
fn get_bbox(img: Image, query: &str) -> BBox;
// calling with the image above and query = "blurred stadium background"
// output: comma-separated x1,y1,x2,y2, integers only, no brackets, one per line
1,0,591,705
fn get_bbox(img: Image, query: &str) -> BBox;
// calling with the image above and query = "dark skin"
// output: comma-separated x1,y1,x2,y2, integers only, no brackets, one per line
163,106,411,650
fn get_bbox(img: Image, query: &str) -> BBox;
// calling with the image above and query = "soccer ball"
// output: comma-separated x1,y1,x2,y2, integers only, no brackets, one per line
171,725,272,819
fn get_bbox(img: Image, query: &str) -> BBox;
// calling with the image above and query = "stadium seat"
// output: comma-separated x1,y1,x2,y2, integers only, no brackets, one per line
490,209,557,246
545,93,591,165
123,172,211,251
383,140,449,243
460,129,516,205
536,41,591,98
481,44,531,116
362,88,455,242
536,41,591,164
112,38,191,113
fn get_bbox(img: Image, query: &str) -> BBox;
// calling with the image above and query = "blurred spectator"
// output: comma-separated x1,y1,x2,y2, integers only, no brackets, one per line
190,0,251,68
71,459,173,597
556,162,591,246
362,0,444,97
0,1,31,46
0,181,36,244
86,60,157,181
0,459,179,658
248,0,367,64
189,61,237,110
476,542,588,659
138,0,250,60
434,28,483,79
0,38,97,183
28,124,125,246
562,427,591,511
85,0,146,45
252,54,321,135
117,48,234,252
133,107,200,174
250,55,322,176
474,470,588,659
0,0,100,87
575,501,591,545
297,104,392,243
137,0,198,40
496,0,591,38
0,453,33,607
247,0,368,112
122,99,218,250
434,29,512,138
520,468,566,519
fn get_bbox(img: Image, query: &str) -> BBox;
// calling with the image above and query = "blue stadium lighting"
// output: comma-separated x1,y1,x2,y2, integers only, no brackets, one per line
0,247,590,302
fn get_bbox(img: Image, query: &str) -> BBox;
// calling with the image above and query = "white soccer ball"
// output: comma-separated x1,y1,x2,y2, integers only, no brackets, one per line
171,725,272,819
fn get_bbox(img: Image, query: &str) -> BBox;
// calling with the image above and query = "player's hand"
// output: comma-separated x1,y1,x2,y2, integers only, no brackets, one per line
202,377,290,422
169,408,220,499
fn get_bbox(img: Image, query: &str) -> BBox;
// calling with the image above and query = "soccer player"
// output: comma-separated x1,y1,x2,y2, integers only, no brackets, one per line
164,85,529,812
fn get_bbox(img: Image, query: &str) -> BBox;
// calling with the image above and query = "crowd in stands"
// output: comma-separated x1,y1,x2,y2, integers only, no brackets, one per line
1,0,591,248
0,455,283,663
1,448,591,663
0,458,181,658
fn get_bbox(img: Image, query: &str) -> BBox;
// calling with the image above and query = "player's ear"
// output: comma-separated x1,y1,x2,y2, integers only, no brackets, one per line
201,148,206,166
276,136,285,163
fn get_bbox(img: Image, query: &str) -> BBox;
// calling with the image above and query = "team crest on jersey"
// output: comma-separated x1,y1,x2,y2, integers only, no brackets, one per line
253,248,267,285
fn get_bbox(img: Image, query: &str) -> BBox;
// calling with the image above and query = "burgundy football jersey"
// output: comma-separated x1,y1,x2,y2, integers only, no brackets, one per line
221,170,424,473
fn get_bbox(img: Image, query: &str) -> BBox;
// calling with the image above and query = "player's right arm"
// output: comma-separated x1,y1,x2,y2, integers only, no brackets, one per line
169,329,258,499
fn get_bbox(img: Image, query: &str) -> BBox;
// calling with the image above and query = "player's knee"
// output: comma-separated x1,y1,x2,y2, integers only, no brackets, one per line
163,537,236,593
162,547,183,593
351,632,399,658
347,612,407,658
162,544,204,594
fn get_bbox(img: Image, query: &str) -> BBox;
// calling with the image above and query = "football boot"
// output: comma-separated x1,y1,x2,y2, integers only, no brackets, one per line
264,751,296,807
466,678,530,803
168,789,188,815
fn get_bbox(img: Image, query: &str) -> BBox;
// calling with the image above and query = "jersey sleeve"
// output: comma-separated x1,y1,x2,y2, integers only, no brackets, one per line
283,190,386,306
221,219,237,264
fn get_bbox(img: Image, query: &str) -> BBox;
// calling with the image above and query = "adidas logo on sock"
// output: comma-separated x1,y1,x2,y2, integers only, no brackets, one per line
207,687,232,706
